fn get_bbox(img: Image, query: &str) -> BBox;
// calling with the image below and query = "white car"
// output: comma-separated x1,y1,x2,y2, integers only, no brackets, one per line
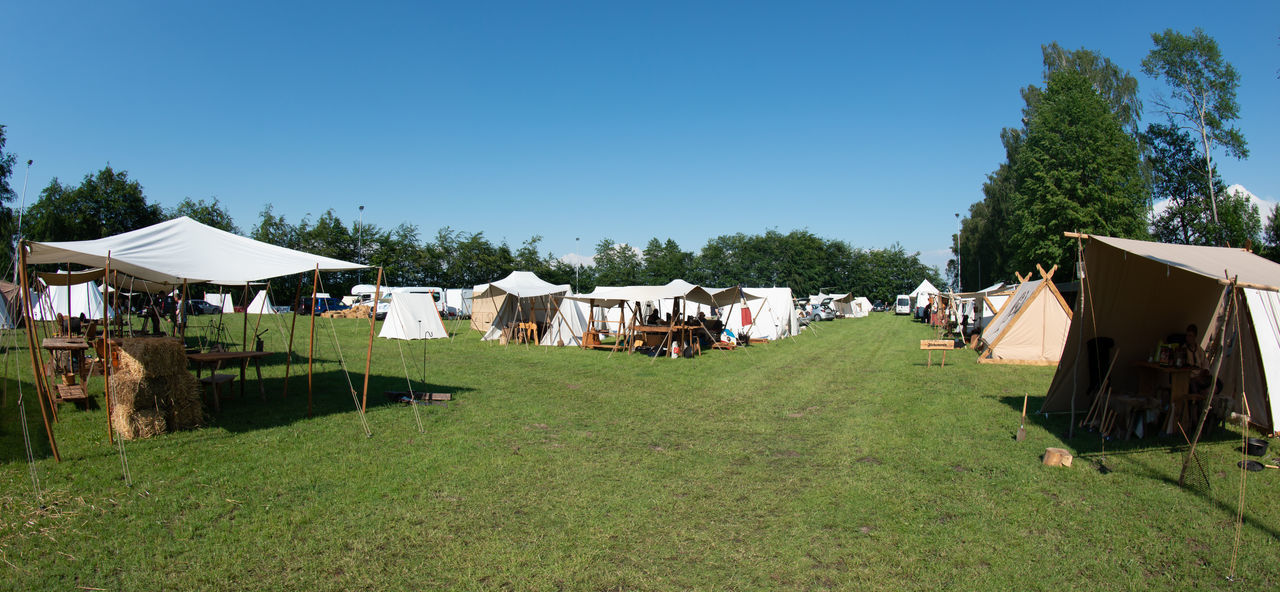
894,295,912,315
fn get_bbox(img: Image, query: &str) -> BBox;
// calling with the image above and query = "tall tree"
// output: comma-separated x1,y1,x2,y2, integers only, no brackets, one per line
25,166,163,242
168,197,240,234
592,239,643,286
1142,28,1248,240
642,238,693,284
0,125,18,275
1008,70,1148,273
1142,123,1258,246
1036,43,1143,134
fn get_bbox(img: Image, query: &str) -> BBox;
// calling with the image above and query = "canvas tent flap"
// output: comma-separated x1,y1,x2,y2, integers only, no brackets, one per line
26,216,365,285
246,290,276,314
1091,235,1280,290
379,293,448,340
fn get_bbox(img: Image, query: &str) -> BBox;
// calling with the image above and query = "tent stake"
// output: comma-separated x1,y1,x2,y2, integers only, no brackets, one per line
360,267,382,412
17,243,59,461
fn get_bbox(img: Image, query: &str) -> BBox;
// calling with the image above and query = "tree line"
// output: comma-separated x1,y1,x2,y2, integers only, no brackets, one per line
0,133,941,304
956,29,1273,291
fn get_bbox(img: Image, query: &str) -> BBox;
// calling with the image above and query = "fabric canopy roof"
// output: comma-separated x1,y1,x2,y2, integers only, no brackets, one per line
569,280,726,308
25,216,365,285
473,271,569,300
1088,235,1280,291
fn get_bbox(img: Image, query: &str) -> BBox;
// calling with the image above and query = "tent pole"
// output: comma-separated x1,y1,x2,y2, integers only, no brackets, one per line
180,279,189,341
307,265,319,417
241,282,250,352
103,258,116,444
1179,280,1236,486
32,277,58,424
282,278,305,399
584,300,594,350
360,267,382,412
18,243,59,461
250,280,270,348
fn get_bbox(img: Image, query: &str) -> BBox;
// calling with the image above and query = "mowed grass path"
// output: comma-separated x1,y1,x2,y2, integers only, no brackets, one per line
2,314,1277,590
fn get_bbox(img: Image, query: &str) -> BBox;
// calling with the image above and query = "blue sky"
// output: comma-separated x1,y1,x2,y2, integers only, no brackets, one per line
2,1,1277,273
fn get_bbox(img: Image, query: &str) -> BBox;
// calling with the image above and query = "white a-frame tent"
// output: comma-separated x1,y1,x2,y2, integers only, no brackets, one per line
379,293,448,340
540,297,591,347
977,266,1072,365
246,290,277,314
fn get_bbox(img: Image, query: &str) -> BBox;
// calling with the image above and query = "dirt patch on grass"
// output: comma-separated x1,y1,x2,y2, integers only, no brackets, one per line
856,456,882,465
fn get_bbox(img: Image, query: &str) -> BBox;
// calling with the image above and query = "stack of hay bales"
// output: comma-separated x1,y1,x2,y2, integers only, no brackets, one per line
108,338,203,440
321,304,374,319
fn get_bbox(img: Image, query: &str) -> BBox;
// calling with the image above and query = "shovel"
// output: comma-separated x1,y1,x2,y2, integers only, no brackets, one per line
1016,392,1028,441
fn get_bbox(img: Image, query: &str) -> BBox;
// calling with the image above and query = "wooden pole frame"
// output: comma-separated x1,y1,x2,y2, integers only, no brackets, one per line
360,267,383,412
103,256,116,444
307,265,319,417
18,243,60,461
282,278,306,399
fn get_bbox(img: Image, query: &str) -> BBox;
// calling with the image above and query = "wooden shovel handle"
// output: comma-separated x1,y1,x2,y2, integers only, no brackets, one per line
1020,392,1029,418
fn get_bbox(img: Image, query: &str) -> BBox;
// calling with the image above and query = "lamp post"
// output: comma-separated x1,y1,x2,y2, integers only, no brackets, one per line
12,160,31,284
574,237,580,293
357,205,365,284
954,213,962,292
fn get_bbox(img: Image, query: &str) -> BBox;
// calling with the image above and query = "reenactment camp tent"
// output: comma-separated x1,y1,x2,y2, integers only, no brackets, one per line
379,293,448,340
31,279,110,320
1042,235,1280,434
726,287,799,340
204,293,235,313
851,296,873,318
472,271,570,341
0,281,20,328
909,280,939,302
540,297,591,347
444,288,472,318
245,290,277,314
977,269,1072,365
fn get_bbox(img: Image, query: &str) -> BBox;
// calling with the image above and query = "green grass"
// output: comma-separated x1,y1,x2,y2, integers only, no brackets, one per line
2,313,1277,590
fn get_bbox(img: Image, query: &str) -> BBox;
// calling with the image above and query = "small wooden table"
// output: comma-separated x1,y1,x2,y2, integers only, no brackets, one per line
41,337,91,375
1133,361,1198,435
187,351,273,401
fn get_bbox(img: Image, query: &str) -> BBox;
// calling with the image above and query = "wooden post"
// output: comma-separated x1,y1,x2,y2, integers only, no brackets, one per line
103,256,116,444
282,279,306,399
241,282,250,352
307,265,319,417
17,244,59,461
359,267,382,412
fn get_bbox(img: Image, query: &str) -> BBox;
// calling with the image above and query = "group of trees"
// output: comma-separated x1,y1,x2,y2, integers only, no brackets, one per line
0,129,940,303
957,29,1262,290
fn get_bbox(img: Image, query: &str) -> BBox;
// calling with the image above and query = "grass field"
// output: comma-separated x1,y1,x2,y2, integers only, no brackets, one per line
1,313,1277,590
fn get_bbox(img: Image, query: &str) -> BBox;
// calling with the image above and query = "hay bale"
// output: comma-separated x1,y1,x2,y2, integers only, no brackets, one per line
107,338,203,439
111,407,167,440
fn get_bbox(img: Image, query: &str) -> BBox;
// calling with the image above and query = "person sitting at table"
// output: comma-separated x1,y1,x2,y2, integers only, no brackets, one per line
646,308,661,326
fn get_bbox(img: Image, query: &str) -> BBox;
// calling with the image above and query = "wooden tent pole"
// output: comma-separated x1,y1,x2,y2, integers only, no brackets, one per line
360,267,382,412
583,300,594,350
307,265,319,417
28,279,58,424
1179,280,1237,486
250,280,271,349
18,244,59,461
241,282,250,351
282,278,306,399
103,256,116,444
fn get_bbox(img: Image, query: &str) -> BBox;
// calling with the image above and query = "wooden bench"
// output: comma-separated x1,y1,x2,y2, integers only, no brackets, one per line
920,339,956,367
198,374,236,413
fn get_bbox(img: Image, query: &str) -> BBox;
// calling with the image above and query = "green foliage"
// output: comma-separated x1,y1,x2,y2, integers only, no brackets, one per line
641,238,693,285
1262,208,1280,262
1008,71,1148,273
1036,42,1143,133
24,166,163,243
592,238,643,287
1144,123,1259,247
168,197,240,234
1142,28,1248,244
0,125,17,275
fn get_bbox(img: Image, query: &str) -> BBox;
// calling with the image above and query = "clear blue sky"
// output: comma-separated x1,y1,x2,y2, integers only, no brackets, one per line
2,1,1277,273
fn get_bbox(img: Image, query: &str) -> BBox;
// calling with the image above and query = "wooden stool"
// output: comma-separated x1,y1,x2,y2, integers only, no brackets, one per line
199,374,236,413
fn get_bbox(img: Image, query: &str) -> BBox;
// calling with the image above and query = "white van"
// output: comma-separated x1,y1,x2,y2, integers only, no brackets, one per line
351,285,444,319
894,295,912,315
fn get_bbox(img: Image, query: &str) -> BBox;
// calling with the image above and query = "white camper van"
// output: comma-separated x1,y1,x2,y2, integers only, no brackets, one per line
351,285,444,319
894,294,912,315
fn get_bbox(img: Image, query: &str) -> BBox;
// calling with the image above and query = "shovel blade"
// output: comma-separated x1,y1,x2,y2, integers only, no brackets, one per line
1016,426,1026,441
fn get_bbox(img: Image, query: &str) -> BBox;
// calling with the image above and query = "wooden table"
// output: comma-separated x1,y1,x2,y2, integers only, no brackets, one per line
187,351,273,401
41,337,91,375
630,325,702,357
1133,361,1198,435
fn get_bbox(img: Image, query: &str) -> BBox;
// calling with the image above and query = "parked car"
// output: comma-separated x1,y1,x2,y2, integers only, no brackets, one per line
299,297,350,316
810,299,836,322
185,300,222,315
871,301,886,312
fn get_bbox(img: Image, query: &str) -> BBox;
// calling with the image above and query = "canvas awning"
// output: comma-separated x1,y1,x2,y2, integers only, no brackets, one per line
568,280,727,308
473,271,570,300
25,216,365,285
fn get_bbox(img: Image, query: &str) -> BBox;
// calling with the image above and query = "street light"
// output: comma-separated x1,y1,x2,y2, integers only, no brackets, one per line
954,212,962,292
12,160,31,284
574,237,580,293
357,205,365,284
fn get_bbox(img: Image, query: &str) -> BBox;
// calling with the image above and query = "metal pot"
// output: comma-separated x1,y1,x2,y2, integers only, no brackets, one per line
1245,437,1269,457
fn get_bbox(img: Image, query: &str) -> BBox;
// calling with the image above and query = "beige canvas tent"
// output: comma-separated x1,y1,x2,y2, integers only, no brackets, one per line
1042,235,1280,434
471,271,570,341
977,266,1072,365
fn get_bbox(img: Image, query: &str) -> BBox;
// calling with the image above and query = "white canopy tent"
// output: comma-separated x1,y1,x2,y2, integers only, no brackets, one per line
31,281,111,321
851,297,872,318
540,297,592,347
379,293,448,340
909,280,940,301
473,271,570,341
204,293,235,313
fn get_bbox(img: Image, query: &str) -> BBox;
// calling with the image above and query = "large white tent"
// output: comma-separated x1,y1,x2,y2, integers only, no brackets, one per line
726,287,799,340
379,293,448,340
909,280,940,301
851,297,873,318
540,297,592,347
472,271,570,340
27,217,364,285
1043,235,1280,434
31,281,110,320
